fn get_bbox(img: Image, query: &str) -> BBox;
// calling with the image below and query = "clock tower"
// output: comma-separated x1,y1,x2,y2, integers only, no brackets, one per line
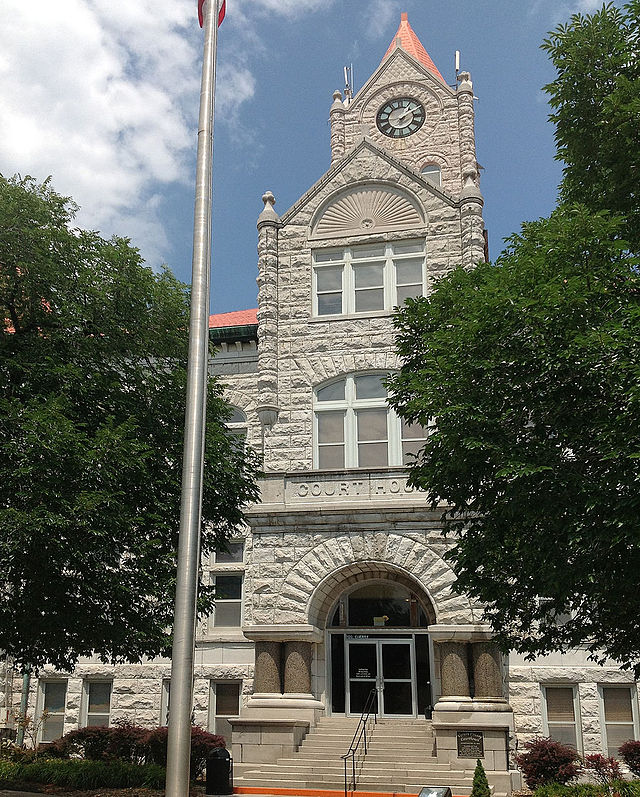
328,12,485,267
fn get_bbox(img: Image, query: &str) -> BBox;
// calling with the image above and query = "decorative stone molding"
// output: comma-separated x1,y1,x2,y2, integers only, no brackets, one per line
311,184,424,239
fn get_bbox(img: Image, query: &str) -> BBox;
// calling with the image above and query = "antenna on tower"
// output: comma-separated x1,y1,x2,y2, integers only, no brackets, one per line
344,64,354,106
455,50,460,79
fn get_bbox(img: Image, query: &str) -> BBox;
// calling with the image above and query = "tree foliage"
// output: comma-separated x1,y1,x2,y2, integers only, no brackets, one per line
389,2,640,672
389,206,640,670
543,1,640,252
0,175,259,671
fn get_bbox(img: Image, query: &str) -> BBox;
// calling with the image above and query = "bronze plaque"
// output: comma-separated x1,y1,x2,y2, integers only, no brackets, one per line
457,730,484,758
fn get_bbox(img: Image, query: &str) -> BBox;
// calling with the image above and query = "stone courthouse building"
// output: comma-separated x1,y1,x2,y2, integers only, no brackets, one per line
3,14,639,796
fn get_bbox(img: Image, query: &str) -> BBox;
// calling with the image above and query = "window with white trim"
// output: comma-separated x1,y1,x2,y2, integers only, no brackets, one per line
40,681,67,742
212,574,243,627
313,373,428,469
601,685,638,758
542,685,581,751
83,681,111,727
215,541,244,564
209,681,241,741
313,240,425,316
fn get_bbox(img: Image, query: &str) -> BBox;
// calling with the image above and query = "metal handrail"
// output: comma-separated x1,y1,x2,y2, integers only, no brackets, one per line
341,688,378,797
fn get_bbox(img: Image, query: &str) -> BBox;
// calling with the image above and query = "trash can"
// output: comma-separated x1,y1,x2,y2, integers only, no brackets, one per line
206,746,233,796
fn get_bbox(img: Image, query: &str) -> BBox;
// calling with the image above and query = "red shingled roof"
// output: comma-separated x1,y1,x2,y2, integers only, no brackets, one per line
209,308,258,328
382,12,445,83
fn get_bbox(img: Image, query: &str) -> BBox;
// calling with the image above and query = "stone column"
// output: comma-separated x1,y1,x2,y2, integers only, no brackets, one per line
253,641,282,695
438,641,471,701
283,641,313,697
472,641,505,702
329,90,346,166
457,71,486,268
256,192,280,430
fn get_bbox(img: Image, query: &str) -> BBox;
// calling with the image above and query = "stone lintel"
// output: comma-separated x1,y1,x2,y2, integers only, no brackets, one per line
428,624,493,642
228,718,310,728
243,624,323,643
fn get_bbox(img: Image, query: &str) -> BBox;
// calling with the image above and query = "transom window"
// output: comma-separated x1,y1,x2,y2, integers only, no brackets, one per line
314,373,427,469
313,240,425,316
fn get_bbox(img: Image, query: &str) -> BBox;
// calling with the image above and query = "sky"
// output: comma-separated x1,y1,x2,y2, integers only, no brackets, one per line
0,0,615,314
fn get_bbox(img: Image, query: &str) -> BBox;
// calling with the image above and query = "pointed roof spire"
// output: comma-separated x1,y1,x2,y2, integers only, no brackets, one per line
382,12,445,83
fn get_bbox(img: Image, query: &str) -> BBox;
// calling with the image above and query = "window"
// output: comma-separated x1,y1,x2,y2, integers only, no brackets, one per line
40,681,67,742
84,681,111,727
160,678,171,725
601,686,637,758
215,541,244,564
212,574,242,627
421,164,441,187
313,240,425,316
314,373,428,469
209,681,241,741
543,686,581,751
226,407,247,444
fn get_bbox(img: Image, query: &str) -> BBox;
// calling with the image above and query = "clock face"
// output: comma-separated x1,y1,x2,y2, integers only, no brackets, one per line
376,97,426,138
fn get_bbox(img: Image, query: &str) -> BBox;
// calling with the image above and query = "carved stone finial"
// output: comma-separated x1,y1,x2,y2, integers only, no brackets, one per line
457,71,473,94
257,190,280,228
331,89,345,113
333,89,343,102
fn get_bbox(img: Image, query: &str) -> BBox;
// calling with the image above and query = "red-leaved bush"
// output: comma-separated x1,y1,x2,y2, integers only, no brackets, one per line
39,723,224,779
619,740,640,777
516,737,581,789
583,753,623,784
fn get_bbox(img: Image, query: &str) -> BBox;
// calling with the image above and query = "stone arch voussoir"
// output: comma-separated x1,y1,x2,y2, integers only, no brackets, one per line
276,532,476,627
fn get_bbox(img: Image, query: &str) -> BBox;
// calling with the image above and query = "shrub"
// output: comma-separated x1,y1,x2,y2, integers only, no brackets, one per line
620,740,640,777
535,783,640,797
104,722,148,764
471,758,491,797
59,726,109,760
145,725,225,777
516,737,581,789
583,754,622,785
10,758,165,789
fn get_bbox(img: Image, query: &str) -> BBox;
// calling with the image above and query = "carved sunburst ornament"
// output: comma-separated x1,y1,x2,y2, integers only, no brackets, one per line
313,187,423,238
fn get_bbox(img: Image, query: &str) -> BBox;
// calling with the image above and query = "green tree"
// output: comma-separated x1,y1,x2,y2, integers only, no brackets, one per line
470,759,491,797
543,1,640,252
0,175,259,671
388,2,640,673
389,206,640,671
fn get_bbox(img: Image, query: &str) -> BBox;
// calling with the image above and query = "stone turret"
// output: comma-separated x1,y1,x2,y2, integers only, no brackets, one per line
256,191,280,430
329,90,345,165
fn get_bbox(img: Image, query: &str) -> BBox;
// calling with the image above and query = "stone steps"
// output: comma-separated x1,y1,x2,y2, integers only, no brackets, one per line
234,717,474,794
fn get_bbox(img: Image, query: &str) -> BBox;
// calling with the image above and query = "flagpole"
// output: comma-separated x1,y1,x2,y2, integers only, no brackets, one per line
165,0,219,794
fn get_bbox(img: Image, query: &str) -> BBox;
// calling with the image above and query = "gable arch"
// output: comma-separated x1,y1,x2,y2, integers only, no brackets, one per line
310,181,425,240
275,532,478,626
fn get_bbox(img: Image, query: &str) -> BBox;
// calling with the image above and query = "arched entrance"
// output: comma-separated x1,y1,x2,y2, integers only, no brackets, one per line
325,574,435,718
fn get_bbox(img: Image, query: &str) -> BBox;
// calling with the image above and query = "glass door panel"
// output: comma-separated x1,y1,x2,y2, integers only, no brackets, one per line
380,640,415,716
347,642,378,715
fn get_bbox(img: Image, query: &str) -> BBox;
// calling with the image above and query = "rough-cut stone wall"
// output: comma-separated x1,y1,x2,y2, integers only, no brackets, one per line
342,53,463,196
509,659,640,756
258,145,463,474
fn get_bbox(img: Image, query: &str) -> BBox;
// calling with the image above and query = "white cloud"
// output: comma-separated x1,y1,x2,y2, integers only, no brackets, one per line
363,0,401,42
0,0,335,269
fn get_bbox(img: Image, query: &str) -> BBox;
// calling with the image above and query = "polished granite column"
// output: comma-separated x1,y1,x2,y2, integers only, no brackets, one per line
253,641,282,695
283,641,313,696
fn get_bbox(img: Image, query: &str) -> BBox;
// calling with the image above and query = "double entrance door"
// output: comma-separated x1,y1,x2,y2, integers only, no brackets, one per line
347,637,416,717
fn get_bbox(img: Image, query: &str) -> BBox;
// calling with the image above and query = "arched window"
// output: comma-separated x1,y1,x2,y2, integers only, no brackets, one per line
329,582,429,628
313,373,427,469
420,164,441,187
226,407,247,444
